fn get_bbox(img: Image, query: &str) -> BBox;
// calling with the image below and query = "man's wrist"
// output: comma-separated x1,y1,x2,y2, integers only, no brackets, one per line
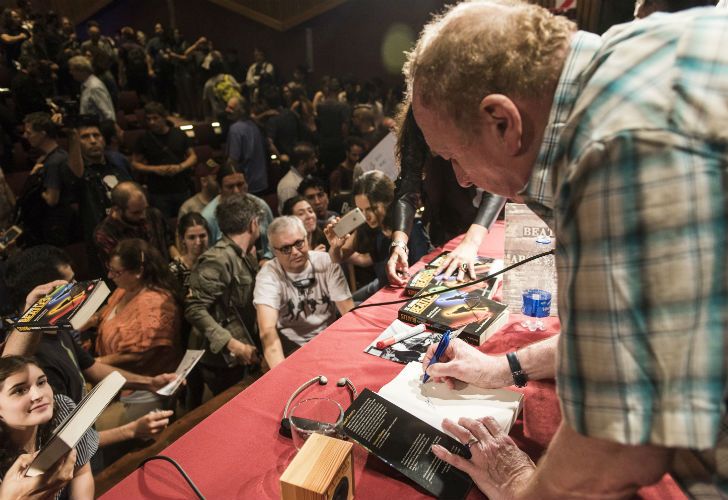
506,351,528,388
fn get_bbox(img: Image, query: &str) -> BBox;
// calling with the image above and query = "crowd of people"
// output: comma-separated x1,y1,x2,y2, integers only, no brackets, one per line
1,0,725,498
0,2,433,495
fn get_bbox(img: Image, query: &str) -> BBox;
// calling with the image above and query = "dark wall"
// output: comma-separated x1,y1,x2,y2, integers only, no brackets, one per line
89,0,447,87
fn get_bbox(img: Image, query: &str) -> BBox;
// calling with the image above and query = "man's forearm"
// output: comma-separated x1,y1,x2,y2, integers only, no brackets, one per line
98,424,134,447
517,334,559,381
260,328,285,369
2,330,42,357
516,422,672,499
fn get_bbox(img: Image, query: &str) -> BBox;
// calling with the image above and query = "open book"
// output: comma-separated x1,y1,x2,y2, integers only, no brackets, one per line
379,362,523,437
27,371,126,477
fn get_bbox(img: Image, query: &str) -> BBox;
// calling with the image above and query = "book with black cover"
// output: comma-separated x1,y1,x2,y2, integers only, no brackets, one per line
398,280,509,346
15,280,110,332
342,389,473,499
404,258,503,297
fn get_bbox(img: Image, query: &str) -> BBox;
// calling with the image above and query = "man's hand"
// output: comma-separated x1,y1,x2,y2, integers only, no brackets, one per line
0,449,76,500
23,280,68,312
435,238,480,281
228,338,259,365
148,373,179,392
432,417,535,499
423,338,512,389
129,410,173,441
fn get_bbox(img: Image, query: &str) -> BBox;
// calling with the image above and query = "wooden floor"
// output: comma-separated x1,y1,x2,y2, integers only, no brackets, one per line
94,374,258,496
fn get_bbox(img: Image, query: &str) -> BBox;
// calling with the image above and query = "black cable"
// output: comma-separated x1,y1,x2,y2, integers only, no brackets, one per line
351,250,555,311
138,455,206,500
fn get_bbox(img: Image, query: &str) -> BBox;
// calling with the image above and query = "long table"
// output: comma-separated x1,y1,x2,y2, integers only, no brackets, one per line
102,222,684,499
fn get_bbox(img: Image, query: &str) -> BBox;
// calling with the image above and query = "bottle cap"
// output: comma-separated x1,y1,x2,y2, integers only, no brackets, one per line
522,289,551,318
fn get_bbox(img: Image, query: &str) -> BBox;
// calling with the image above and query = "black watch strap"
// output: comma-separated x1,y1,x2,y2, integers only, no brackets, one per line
506,351,528,388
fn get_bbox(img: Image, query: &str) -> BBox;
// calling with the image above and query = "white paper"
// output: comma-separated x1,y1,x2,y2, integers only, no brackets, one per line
363,319,440,364
156,349,204,396
357,132,399,181
378,362,522,438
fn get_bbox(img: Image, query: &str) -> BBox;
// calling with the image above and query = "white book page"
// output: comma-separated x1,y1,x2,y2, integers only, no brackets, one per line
378,362,522,438
156,350,204,396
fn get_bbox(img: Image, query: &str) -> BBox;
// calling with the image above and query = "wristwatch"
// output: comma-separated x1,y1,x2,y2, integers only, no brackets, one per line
506,351,528,388
390,240,409,254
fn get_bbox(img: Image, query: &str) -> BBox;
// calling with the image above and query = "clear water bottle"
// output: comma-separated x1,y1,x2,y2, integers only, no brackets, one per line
520,235,555,331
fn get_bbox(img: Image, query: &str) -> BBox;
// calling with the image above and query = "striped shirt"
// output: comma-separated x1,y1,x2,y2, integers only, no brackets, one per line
551,9,728,496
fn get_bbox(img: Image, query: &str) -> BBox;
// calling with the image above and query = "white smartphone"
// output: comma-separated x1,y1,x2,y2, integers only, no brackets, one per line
334,208,366,238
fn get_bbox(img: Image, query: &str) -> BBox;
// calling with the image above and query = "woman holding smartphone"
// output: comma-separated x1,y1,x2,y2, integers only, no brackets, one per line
324,170,431,300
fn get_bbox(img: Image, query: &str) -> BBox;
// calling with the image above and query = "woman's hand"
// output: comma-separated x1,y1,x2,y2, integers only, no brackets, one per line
323,218,349,250
435,238,480,281
0,449,77,500
129,410,174,441
432,417,535,499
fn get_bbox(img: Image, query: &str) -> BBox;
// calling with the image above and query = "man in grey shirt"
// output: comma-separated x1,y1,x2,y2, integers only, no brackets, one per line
69,55,116,123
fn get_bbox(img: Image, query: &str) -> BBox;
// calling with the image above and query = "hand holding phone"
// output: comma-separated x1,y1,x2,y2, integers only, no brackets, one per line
333,208,366,238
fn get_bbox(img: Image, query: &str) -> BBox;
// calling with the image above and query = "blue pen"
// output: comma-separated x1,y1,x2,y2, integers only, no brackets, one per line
422,325,466,383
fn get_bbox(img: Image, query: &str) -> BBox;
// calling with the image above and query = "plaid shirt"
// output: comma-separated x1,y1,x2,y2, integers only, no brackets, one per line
551,9,728,495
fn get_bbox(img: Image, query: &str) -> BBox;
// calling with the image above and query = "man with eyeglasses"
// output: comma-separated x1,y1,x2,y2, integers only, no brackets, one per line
186,193,263,394
253,216,353,369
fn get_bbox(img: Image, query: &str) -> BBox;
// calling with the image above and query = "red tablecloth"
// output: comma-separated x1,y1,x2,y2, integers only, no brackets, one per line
102,222,685,499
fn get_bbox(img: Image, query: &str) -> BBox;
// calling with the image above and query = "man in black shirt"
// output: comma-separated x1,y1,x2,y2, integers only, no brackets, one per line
20,112,81,246
132,101,197,217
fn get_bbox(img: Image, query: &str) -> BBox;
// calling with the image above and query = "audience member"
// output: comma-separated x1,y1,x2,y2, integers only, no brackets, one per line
131,101,197,217
282,195,327,251
80,20,117,101
117,25,152,99
68,54,116,123
297,176,338,228
245,47,274,94
186,193,262,395
325,170,431,299
316,78,350,175
169,211,209,294
94,181,178,266
254,216,352,368
277,142,317,213
20,112,79,246
202,54,242,120
1,8,29,70
0,356,96,498
201,162,273,259
263,87,300,158
351,104,388,153
178,161,219,218
68,121,132,245
225,96,268,195
329,136,364,197
93,239,182,376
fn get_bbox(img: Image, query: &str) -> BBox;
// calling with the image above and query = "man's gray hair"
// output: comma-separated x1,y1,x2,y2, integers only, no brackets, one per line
267,216,306,242
68,55,94,74
217,194,262,236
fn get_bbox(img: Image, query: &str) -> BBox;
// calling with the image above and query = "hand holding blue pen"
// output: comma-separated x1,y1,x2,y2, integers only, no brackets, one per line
422,325,466,383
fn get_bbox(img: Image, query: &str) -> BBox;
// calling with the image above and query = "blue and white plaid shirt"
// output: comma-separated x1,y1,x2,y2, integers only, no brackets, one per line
548,9,728,496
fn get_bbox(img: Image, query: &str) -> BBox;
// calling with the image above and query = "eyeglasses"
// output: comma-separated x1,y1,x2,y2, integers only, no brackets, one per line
107,266,127,278
274,239,306,256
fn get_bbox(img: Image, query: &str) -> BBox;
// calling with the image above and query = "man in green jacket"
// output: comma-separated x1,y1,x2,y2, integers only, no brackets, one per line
185,193,262,395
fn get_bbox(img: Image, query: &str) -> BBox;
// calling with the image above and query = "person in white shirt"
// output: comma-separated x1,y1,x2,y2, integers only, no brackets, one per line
254,216,353,369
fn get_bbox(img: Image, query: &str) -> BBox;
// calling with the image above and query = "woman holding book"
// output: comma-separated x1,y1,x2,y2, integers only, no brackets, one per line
93,239,182,377
324,170,431,301
0,356,96,500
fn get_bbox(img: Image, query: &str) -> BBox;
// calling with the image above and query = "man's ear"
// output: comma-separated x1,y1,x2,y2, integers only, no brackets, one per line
479,94,523,155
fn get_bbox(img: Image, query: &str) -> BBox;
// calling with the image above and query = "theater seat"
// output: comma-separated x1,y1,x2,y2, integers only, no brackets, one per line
118,91,141,114
121,129,146,156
